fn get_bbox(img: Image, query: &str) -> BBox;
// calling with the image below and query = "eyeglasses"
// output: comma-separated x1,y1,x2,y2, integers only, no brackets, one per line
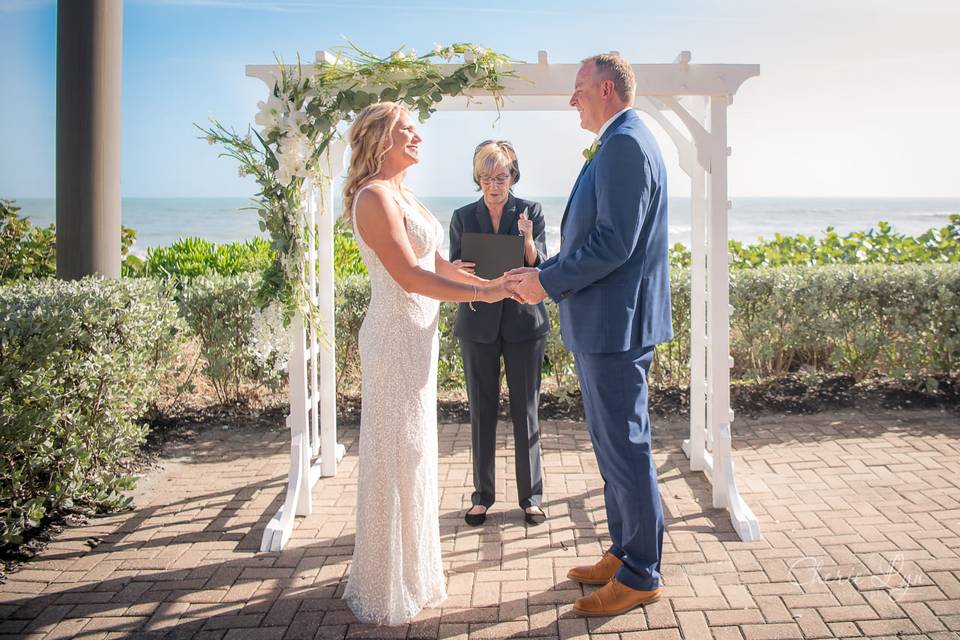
479,174,511,186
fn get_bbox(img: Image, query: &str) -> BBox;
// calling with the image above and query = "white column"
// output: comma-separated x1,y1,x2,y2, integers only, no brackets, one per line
290,310,314,517
707,95,731,509
688,166,708,472
307,180,321,457
318,147,341,477
705,95,760,541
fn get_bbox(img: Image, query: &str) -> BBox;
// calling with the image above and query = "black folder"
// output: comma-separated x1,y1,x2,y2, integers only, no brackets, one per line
460,232,524,280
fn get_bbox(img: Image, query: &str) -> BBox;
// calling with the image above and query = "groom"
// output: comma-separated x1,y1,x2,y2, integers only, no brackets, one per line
507,53,672,616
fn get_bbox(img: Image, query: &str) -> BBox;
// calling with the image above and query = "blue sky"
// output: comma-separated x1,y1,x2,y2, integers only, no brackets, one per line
2,0,959,198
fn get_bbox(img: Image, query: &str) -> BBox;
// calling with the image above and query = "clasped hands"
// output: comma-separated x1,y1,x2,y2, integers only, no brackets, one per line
450,262,546,305
501,267,547,305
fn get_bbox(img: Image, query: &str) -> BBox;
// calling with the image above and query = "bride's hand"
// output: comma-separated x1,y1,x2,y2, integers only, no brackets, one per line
478,279,513,303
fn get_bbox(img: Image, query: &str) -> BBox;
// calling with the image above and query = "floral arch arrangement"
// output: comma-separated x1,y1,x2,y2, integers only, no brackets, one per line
199,42,515,327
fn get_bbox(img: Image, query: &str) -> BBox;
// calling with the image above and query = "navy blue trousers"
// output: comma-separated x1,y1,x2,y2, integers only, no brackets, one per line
574,345,664,591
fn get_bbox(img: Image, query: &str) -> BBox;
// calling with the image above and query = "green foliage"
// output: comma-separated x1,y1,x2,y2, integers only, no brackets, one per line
725,264,959,381
542,300,579,393
1,198,138,282
330,264,960,392
0,278,183,544
177,274,286,404
334,219,367,278
437,303,464,389
334,276,369,389
0,199,56,283
134,236,276,278
668,215,960,270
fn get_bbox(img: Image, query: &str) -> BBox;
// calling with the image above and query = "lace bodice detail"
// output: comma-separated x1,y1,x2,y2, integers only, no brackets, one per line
351,185,444,323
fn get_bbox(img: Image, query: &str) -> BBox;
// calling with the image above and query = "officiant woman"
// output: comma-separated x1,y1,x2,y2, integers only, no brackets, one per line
449,140,551,527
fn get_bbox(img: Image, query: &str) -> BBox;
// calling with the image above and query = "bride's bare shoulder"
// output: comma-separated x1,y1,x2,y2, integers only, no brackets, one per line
354,184,405,239
355,183,397,214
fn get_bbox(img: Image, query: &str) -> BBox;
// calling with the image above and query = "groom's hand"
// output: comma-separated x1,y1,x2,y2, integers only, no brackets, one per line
505,267,538,279
505,268,547,305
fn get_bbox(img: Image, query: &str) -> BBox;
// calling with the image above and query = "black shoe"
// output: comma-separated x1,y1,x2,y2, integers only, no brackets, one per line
524,506,546,526
465,506,488,526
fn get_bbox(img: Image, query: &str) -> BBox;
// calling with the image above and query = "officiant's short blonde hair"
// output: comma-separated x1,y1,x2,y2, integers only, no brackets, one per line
472,140,520,190
582,53,636,104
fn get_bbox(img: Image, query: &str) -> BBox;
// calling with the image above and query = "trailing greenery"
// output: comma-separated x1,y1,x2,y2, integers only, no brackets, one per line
1,198,137,283
0,278,183,544
198,41,515,326
128,236,276,278
669,214,960,270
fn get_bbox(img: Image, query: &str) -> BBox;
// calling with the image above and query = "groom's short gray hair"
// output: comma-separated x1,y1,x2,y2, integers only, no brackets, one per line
582,53,636,104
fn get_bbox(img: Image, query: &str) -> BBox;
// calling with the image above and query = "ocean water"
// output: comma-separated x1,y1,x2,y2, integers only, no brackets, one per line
15,196,959,258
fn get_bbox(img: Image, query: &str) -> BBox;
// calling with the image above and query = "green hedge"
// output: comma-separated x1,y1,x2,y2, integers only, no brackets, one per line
177,273,286,404
669,215,960,270
332,264,960,391
0,278,183,543
124,236,276,278
727,264,959,381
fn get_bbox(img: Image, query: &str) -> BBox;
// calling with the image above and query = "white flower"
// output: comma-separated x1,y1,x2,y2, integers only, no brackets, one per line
274,130,310,187
392,51,406,62
238,166,247,177
407,48,417,59
432,43,443,56
474,47,487,57
248,302,290,375
283,108,309,135
255,95,288,135
206,134,216,145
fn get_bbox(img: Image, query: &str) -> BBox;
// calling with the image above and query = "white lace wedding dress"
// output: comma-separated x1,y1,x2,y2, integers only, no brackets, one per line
343,184,448,625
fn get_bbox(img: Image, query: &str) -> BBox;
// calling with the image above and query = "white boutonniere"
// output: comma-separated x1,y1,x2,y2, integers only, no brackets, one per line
582,139,601,162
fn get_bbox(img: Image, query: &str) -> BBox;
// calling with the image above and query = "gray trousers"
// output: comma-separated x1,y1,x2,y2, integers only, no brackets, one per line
459,335,546,509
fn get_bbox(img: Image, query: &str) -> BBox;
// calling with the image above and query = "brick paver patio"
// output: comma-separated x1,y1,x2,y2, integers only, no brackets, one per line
1,409,959,639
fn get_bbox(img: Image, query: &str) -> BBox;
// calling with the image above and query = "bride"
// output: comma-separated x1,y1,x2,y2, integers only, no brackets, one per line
341,102,513,625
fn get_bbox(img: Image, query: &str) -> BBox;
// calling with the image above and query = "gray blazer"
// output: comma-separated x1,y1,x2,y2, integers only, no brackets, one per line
449,194,551,344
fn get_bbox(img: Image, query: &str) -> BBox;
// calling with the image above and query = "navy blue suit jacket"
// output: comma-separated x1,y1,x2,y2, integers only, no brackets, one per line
539,110,673,353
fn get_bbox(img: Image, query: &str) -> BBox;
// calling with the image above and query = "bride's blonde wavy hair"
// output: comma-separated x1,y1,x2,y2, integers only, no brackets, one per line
342,101,405,222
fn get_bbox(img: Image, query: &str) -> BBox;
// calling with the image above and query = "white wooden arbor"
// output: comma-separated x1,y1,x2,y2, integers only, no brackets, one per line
247,50,762,552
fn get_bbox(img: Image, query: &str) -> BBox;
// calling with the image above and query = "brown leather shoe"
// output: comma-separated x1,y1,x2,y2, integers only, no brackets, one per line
566,552,623,585
573,578,662,617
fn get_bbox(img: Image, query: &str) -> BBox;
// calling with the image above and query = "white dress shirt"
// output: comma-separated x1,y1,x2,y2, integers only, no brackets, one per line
596,106,633,140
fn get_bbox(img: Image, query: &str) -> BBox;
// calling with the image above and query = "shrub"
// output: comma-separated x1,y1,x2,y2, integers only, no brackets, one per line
334,275,368,390
669,214,960,271
177,273,287,404
139,236,275,278
331,264,960,392
0,199,56,283
334,219,367,278
726,263,960,381
1,199,138,282
0,278,183,544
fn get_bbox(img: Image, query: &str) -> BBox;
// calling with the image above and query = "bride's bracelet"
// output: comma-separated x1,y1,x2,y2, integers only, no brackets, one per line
469,285,478,312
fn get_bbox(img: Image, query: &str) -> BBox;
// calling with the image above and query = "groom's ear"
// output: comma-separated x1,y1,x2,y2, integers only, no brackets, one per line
600,78,616,99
